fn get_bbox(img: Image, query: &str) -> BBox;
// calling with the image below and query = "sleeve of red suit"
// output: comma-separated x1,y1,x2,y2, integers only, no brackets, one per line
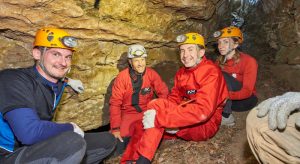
229,56,258,100
109,74,125,132
151,70,169,98
148,67,227,128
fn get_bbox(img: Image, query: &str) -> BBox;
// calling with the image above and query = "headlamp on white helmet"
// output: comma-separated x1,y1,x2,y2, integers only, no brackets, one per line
128,44,147,59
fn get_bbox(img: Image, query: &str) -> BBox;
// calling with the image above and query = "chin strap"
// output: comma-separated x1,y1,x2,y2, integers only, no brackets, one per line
38,47,69,80
222,48,235,64
38,47,52,76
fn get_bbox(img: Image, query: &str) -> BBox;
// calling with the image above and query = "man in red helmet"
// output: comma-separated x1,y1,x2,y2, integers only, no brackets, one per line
121,33,228,163
0,27,116,163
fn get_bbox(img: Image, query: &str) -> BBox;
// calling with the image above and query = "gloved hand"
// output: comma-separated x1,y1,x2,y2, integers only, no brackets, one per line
256,92,300,130
142,109,156,129
70,122,85,137
67,78,84,93
165,128,179,134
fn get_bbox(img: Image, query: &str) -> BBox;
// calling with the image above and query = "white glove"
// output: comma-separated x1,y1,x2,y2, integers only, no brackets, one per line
70,122,85,138
142,109,156,129
67,78,84,93
165,128,179,134
256,92,300,130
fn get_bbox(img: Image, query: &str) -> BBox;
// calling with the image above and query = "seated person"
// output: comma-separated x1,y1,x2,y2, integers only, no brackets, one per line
109,44,168,155
121,33,228,164
213,26,258,126
0,27,116,164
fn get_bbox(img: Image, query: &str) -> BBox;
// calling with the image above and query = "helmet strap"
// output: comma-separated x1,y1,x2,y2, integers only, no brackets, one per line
38,47,48,74
222,42,236,64
195,56,202,66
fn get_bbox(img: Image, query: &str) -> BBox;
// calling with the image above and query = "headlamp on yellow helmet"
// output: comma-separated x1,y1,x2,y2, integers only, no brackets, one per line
213,26,243,44
176,33,205,48
33,27,77,51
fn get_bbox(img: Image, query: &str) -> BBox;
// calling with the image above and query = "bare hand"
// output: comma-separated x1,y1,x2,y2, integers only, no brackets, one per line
112,131,123,142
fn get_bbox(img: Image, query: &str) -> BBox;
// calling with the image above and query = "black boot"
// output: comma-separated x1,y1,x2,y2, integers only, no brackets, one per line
136,155,151,164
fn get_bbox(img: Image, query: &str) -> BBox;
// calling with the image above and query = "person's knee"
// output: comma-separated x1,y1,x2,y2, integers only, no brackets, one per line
59,132,87,162
82,132,116,163
103,132,117,149
86,132,117,150
16,131,86,164
57,131,87,155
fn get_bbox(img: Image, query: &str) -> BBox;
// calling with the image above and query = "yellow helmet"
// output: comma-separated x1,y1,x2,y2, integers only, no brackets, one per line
33,27,77,51
176,32,205,48
213,26,243,44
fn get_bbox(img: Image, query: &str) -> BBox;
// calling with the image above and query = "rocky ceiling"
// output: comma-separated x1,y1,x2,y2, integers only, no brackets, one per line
0,0,299,130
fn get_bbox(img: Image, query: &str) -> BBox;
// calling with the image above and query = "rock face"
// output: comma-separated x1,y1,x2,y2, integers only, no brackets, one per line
0,0,216,130
0,0,299,130
215,0,300,91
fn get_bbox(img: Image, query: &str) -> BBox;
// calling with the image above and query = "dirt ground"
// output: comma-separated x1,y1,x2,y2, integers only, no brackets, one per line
104,58,290,164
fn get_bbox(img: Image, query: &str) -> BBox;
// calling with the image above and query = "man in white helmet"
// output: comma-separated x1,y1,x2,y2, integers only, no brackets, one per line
109,44,169,155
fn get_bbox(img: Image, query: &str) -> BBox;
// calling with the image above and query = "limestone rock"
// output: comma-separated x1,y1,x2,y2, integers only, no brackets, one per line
1,0,299,131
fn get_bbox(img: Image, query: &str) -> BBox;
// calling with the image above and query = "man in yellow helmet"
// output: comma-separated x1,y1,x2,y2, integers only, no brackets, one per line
0,27,116,163
121,33,228,164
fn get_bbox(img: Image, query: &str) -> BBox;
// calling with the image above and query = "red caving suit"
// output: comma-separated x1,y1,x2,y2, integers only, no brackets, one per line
222,52,258,100
121,56,229,162
109,67,168,137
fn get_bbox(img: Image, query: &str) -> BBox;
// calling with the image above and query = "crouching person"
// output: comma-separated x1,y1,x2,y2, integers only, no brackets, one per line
121,33,228,163
0,27,116,164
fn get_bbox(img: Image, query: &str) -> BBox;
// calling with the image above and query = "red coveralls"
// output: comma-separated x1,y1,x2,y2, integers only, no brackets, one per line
222,52,257,100
109,67,168,137
121,57,229,162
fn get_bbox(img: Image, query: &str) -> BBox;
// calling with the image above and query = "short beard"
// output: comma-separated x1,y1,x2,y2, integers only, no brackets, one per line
38,47,68,80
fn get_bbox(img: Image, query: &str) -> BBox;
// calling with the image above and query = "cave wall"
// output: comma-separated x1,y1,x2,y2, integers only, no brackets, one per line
1,0,299,130
215,0,300,91
0,0,221,130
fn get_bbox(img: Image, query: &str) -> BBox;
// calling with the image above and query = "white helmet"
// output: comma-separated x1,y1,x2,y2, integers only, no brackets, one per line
127,44,147,59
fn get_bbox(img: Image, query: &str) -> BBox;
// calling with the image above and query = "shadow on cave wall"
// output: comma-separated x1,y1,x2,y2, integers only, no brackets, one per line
87,52,129,132
88,52,181,132
151,61,180,91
